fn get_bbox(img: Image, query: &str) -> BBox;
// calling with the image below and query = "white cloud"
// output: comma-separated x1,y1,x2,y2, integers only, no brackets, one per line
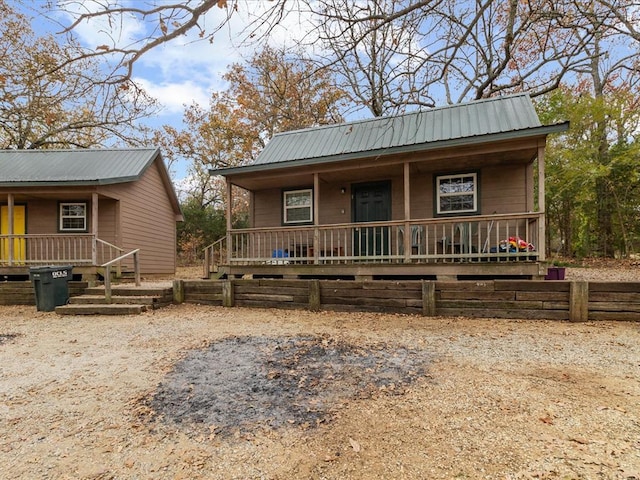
55,0,147,50
134,77,212,115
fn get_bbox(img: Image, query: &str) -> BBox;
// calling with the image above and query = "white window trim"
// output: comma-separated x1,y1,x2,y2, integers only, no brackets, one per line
59,202,87,232
283,189,313,224
436,173,478,215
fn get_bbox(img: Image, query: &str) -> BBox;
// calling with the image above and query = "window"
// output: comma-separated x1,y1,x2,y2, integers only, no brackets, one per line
436,173,478,215
283,189,313,224
59,203,87,231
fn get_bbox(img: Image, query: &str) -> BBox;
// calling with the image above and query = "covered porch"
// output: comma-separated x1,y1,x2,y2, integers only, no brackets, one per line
1,191,130,280
207,95,567,281
205,212,546,280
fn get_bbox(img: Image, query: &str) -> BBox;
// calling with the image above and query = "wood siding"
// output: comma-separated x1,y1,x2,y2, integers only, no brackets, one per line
253,188,282,228
100,160,177,274
249,163,527,228
481,165,527,214
97,198,117,245
26,199,57,234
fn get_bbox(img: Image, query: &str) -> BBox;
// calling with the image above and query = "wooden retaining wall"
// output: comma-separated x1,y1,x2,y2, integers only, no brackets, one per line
0,281,89,305
175,279,640,322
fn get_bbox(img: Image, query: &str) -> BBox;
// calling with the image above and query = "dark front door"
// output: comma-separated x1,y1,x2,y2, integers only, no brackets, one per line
352,181,391,257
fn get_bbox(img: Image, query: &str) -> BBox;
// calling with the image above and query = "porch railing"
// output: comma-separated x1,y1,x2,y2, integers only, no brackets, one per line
208,213,543,269
0,234,125,267
103,249,140,303
203,236,227,278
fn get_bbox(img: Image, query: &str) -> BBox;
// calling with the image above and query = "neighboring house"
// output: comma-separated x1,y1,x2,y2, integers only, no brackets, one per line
207,93,568,280
0,148,183,279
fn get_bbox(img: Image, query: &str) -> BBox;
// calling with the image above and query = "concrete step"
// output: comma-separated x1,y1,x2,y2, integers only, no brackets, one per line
55,304,148,315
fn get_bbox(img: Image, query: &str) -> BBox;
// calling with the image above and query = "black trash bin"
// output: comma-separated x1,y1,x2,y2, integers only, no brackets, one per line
29,265,73,311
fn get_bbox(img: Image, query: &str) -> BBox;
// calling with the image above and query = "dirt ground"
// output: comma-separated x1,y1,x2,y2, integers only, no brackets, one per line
0,262,638,479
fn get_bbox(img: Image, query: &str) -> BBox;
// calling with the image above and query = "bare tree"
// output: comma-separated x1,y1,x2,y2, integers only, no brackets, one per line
315,0,437,116
45,0,640,106
310,0,610,111
0,1,158,149
38,0,291,84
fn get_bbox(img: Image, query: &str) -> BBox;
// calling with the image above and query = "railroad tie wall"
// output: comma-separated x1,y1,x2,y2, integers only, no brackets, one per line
436,280,571,320
178,279,640,321
0,281,88,305
1,279,636,321
588,282,640,321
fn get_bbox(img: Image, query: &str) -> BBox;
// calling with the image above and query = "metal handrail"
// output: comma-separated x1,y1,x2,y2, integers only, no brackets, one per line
101,249,140,303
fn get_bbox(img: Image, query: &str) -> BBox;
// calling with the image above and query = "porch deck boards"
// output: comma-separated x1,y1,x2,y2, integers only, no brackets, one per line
218,259,546,281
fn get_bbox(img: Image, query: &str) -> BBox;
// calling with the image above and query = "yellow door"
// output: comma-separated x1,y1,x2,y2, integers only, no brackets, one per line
1,205,26,263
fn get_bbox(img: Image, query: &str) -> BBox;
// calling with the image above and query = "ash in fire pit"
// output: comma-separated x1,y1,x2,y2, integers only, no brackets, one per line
147,335,431,436
0,333,20,345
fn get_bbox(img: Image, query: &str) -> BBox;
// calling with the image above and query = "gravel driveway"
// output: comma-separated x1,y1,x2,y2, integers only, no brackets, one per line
0,302,638,479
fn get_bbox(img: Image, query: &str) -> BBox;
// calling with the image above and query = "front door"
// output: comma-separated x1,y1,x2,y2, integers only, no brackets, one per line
352,181,391,257
1,205,26,263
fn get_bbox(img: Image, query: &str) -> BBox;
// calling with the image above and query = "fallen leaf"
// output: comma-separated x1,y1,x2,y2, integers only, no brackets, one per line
568,437,589,445
539,415,554,425
349,437,361,452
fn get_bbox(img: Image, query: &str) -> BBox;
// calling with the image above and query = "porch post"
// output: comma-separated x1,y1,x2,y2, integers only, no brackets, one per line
313,173,320,264
226,180,233,264
7,193,14,266
403,162,411,263
537,143,546,261
92,192,98,265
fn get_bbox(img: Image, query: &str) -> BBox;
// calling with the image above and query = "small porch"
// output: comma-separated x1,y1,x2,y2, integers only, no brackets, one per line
204,212,546,280
0,233,131,280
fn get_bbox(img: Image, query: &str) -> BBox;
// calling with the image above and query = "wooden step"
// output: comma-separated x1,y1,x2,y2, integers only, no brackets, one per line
83,286,173,298
55,304,147,315
69,295,161,306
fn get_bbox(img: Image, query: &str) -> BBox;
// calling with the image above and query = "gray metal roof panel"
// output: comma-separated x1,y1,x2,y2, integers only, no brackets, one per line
215,122,569,178
0,148,160,186
249,93,541,168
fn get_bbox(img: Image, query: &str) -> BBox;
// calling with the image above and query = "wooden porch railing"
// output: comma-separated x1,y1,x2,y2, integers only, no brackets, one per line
203,236,227,279
205,213,544,272
0,234,125,267
102,249,140,303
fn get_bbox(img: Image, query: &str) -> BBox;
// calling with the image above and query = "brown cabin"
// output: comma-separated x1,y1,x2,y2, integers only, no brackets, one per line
0,148,183,280
207,94,568,280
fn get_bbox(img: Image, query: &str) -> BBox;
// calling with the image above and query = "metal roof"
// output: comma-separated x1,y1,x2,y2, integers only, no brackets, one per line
0,148,161,186
212,93,568,177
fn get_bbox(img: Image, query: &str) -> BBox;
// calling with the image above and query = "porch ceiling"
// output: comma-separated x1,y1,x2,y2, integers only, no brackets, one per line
227,140,538,191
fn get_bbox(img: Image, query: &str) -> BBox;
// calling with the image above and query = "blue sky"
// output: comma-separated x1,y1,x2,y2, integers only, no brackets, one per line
28,1,312,180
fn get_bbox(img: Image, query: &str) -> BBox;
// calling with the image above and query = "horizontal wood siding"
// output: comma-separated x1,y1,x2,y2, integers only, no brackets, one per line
176,279,640,321
26,200,57,234
248,163,529,229
410,173,433,219
319,184,349,225
481,165,527,214
253,189,282,228
99,161,177,274
97,199,117,245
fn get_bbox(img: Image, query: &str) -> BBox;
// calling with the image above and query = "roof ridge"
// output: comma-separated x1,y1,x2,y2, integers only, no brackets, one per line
271,93,531,138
